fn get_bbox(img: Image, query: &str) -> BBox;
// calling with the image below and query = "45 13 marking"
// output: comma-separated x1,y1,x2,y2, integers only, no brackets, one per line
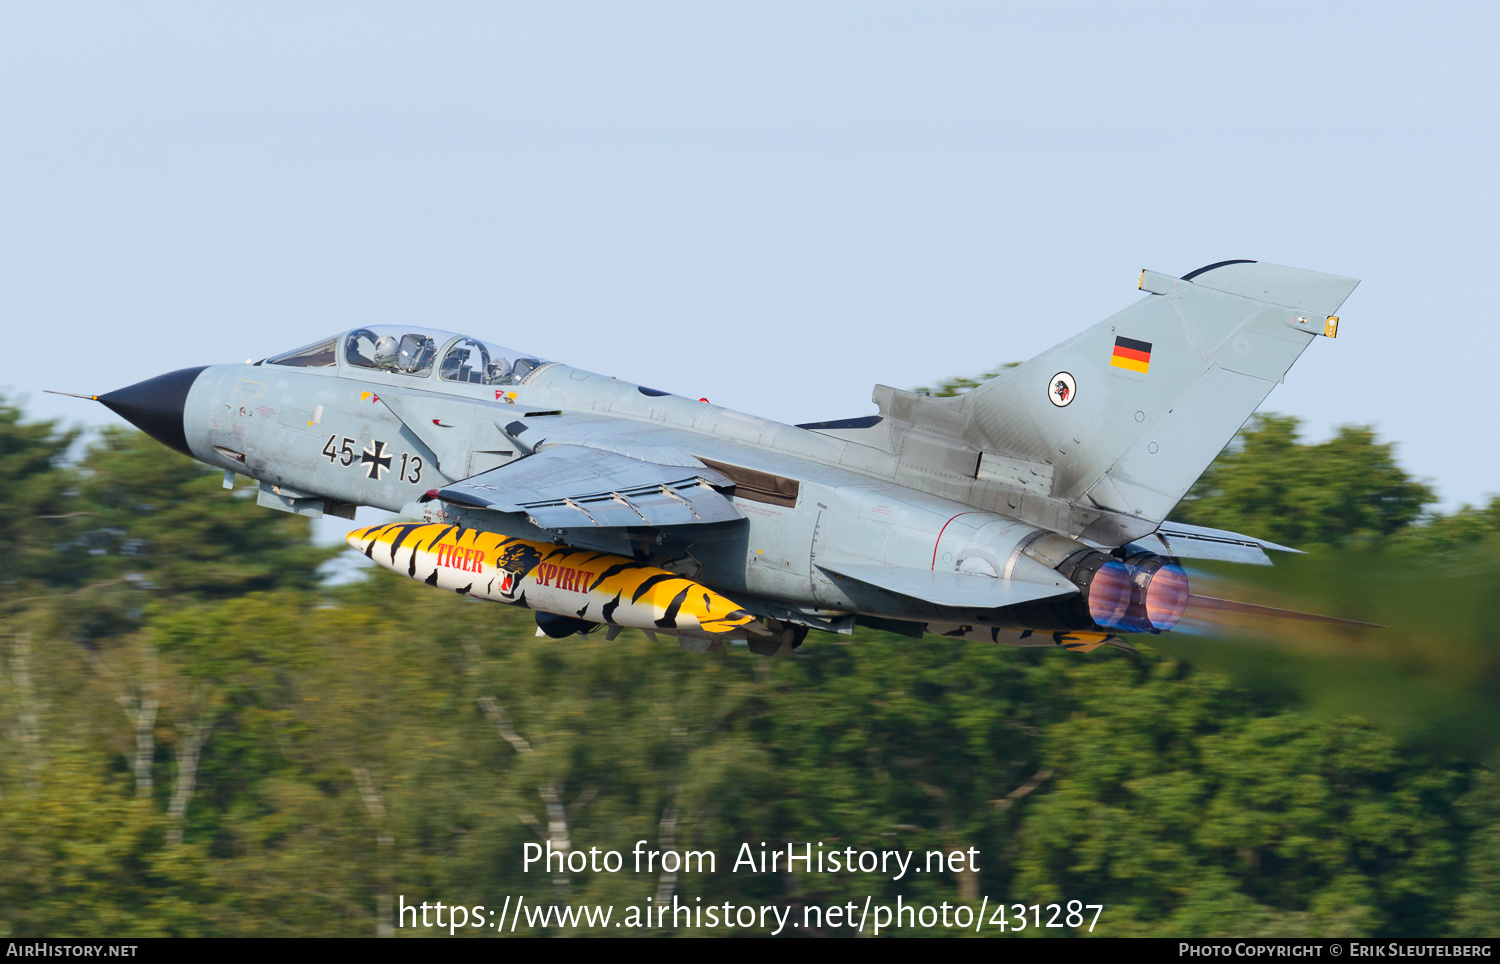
321,434,422,483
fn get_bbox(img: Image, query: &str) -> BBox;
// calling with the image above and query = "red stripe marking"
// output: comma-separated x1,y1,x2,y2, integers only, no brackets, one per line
932,512,981,569
1112,345,1151,363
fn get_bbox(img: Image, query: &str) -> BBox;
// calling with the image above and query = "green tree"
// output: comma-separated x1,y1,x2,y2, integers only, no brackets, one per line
0,398,79,587
1453,770,1500,935
1392,496,1500,554
1172,414,1434,548
1011,658,1471,937
914,362,1018,397
64,428,335,599
39,428,339,645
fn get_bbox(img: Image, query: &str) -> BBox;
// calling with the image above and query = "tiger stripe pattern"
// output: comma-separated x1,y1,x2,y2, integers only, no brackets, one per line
346,522,758,638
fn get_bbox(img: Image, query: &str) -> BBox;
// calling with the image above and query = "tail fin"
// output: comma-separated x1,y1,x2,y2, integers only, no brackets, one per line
959,260,1357,524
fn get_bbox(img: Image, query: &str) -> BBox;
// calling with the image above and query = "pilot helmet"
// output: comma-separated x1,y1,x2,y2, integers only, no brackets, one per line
373,334,400,369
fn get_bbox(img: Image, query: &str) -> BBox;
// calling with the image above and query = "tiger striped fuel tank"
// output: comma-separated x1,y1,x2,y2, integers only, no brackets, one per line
346,522,758,638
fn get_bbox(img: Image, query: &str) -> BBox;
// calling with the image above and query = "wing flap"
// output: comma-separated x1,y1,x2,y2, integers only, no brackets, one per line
432,444,743,530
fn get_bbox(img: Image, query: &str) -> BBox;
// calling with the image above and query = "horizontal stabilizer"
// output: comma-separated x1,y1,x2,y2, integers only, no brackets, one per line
1130,521,1302,566
431,444,743,530
818,558,1076,610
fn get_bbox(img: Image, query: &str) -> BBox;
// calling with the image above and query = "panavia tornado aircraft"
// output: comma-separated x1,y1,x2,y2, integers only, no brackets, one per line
60,260,1368,655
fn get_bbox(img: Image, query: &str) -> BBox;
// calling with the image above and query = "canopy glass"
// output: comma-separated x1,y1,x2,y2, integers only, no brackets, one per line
267,327,548,386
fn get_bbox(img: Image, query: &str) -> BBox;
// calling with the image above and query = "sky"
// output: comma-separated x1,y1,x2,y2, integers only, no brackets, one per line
3,2,1498,514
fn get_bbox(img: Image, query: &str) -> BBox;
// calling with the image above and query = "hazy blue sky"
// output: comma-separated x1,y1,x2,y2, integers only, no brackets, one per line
4,2,1497,510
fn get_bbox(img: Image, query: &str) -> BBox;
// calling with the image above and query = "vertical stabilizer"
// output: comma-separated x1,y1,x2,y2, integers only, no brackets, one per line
959,261,1358,524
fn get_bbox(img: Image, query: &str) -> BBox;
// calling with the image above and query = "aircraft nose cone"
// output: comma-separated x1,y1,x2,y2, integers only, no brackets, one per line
98,366,208,457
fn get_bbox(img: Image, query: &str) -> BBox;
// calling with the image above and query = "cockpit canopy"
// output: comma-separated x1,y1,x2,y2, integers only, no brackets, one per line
266,326,548,386
344,328,438,376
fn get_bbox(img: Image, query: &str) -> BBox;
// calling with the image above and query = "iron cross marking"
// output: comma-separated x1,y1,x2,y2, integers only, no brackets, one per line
361,439,392,480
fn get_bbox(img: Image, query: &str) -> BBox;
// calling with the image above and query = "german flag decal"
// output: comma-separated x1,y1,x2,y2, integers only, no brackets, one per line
1111,336,1152,374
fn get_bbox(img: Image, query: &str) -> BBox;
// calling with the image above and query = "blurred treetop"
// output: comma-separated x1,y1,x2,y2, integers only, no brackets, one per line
1173,414,1436,548
912,362,1019,397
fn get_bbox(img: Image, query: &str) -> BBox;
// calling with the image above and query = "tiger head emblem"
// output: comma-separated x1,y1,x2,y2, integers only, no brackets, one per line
492,541,543,598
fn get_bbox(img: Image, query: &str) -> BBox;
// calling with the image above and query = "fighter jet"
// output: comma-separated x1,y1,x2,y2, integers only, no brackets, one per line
62,260,1369,655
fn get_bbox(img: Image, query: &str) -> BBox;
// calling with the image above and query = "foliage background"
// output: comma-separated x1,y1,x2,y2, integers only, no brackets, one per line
1,395,1497,938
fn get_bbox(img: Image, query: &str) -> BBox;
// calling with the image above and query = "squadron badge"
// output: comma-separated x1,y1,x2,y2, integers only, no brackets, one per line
1049,371,1077,407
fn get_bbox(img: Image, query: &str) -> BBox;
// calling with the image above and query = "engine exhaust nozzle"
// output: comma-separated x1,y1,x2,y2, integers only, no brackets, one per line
1108,553,1190,634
